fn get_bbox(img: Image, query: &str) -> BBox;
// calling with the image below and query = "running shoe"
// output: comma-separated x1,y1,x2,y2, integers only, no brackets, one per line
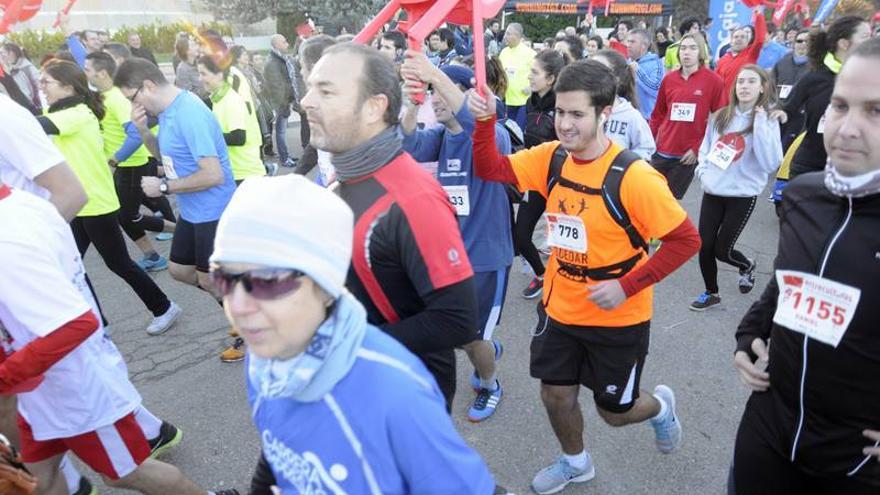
137,254,168,272
264,161,279,177
281,157,298,168
739,260,757,294
519,256,532,275
471,340,504,391
148,421,183,459
689,292,721,312
650,385,682,454
531,455,595,495
212,490,240,495
146,302,181,336
220,337,246,363
72,477,97,495
522,276,543,299
468,381,503,422
156,232,174,241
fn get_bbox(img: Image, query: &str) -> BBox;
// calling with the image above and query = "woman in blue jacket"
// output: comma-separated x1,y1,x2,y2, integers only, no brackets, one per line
209,175,500,495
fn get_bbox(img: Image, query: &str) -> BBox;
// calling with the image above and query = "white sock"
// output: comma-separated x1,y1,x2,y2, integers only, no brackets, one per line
135,405,162,440
479,374,498,391
652,394,668,421
60,455,81,495
563,450,589,470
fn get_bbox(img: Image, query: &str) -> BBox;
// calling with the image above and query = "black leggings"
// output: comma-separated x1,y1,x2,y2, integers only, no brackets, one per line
140,158,176,222
698,193,756,294
515,191,546,277
71,212,170,317
114,165,166,242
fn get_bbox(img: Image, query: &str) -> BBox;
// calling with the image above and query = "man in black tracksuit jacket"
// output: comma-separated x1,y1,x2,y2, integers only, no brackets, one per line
730,38,880,495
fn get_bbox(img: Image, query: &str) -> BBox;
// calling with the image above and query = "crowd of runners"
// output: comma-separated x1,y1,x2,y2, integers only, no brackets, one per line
0,6,878,495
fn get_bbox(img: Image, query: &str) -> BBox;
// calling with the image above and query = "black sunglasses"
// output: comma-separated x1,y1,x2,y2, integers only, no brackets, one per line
208,268,305,300
126,85,143,102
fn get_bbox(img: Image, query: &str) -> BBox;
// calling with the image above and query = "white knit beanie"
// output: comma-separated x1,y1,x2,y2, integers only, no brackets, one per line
211,175,353,298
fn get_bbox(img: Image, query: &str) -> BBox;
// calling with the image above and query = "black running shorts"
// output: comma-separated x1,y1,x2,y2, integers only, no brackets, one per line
169,218,219,273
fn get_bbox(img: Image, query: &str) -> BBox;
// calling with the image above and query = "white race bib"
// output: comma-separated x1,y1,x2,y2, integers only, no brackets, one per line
670,102,697,122
707,140,737,170
545,213,587,253
816,115,826,134
773,270,861,348
443,185,470,216
778,85,793,99
161,155,178,179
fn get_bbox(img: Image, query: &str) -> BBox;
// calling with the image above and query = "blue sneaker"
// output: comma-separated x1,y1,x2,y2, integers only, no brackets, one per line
689,291,720,312
156,232,173,241
531,455,595,494
467,381,502,422
471,340,504,391
137,254,168,272
650,385,682,454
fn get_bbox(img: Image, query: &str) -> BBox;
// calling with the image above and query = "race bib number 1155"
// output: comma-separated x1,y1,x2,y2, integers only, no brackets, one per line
773,270,861,348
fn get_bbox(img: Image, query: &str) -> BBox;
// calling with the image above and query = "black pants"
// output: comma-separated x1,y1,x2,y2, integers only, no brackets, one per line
71,212,170,317
698,193,756,294
114,165,165,243
141,158,176,222
515,192,546,277
650,154,697,200
731,402,878,495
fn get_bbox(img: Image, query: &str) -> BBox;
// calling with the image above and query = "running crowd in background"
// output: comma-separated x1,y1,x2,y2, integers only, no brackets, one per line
0,5,878,495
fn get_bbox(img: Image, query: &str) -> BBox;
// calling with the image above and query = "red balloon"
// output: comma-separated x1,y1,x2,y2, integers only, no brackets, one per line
739,0,765,7
17,0,42,22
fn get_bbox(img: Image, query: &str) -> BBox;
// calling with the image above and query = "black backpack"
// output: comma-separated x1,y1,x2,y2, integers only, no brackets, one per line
545,144,649,278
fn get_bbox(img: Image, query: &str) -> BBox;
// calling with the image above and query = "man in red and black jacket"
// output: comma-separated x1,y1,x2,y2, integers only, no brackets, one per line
716,8,767,94
300,43,477,410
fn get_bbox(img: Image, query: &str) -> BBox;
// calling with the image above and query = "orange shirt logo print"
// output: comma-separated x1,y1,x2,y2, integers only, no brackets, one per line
548,197,591,282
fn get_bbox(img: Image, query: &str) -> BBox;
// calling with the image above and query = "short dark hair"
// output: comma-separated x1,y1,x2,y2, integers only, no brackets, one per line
588,35,604,50
197,54,229,78
679,17,701,36
535,49,566,82
85,51,116,76
114,57,168,89
320,43,401,126
381,30,406,52
437,27,455,48
556,35,584,63
616,20,633,30
1,43,24,61
299,34,337,73
175,37,190,61
553,59,617,116
103,42,131,61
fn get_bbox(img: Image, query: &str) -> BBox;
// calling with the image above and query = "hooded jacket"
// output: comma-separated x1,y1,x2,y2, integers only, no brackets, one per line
696,107,782,197
604,97,656,161
736,173,880,487
634,52,664,120
524,90,557,148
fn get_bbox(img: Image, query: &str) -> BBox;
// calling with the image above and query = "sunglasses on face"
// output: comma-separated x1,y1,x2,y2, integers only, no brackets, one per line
795,39,808,44
208,268,305,300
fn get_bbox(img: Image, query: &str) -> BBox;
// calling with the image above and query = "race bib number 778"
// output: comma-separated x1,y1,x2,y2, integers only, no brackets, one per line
773,270,861,348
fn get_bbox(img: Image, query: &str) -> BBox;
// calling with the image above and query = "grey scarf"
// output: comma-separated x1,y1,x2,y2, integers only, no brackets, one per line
331,125,403,182
824,161,880,198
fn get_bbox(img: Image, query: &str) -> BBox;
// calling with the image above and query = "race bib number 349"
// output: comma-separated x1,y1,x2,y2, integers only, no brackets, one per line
773,270,861,348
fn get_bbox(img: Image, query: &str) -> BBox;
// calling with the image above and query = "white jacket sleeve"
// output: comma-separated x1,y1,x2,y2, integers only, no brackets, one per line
752,111,784,175
630,114,657,161
695,119,717,181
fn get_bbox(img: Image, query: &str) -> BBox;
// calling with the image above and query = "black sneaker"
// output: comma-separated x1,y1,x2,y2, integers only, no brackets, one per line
148,421,183,459
522,276,543,299
212,490,240,495
72,476,96,495
689,292,721,311
739,260,757,294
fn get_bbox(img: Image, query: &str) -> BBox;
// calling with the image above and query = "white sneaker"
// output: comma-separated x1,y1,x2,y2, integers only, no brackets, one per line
146,302,181,336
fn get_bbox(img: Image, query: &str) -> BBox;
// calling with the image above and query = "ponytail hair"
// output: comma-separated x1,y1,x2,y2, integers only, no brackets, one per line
42,60,105,120
807,15,866,69
593,48,639,110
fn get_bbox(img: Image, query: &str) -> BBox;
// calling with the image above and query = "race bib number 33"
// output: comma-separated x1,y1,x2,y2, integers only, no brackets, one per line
443,185,470,216
773,270,861,348
545,214,587,253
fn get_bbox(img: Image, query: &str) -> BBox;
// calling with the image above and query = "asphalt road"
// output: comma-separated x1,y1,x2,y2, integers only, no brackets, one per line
81,123,781,494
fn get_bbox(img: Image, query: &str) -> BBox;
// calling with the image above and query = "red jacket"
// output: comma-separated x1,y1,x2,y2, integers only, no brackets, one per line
716,9,767,93
650,67,728,157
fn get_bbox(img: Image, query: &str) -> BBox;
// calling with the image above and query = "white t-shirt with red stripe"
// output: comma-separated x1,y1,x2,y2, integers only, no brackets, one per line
0,93,65,200
0,187,141,440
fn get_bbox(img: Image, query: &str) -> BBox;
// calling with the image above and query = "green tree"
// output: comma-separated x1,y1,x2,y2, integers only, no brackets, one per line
203,0,385,37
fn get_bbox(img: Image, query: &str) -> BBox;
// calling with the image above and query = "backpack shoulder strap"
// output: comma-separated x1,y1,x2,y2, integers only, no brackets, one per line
546,143,568,195
601,149,649,253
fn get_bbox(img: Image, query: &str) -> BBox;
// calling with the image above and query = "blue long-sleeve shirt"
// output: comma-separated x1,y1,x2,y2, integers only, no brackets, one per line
402,101,514,273
66,35,87,69
247,326,495,495
635,53,664,120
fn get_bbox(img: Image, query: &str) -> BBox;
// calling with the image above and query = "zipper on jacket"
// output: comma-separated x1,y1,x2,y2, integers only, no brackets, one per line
789,197,853,462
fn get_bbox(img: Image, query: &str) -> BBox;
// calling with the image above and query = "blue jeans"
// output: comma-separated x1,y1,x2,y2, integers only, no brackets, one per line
274,105,291,161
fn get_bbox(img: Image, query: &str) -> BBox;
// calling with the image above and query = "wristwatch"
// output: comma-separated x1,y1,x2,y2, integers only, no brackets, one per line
159,178,170,195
